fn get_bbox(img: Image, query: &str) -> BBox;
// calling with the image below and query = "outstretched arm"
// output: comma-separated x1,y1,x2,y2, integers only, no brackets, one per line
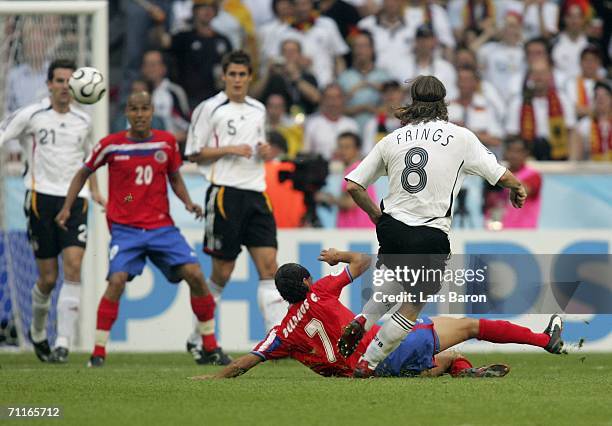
191,353,263,380
56,167,92,230
318,248,371,280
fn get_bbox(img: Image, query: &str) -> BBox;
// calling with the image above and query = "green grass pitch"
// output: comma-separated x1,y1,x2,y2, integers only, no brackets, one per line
1,352,611,426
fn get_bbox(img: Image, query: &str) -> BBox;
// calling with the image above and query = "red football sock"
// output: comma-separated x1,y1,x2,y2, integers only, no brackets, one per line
478,319,550,348
92,297,119,358
191,294,218,352
450,357,473,377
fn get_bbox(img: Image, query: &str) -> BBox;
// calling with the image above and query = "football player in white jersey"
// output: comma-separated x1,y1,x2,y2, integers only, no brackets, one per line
337,75,527,377
0,59,105,363
185,51,288,363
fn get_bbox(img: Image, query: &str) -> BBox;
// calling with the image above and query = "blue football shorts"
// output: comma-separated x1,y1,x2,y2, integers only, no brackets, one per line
107,224,198,283
375,316,440,377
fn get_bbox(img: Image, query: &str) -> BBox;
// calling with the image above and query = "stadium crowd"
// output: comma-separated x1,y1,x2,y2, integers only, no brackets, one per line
4,0,612,229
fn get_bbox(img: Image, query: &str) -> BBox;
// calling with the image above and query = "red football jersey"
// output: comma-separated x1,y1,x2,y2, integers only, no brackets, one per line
84,130,182,229
251,267,380,377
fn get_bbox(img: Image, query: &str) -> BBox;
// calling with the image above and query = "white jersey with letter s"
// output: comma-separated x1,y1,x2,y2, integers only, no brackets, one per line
185,92,267,192
0,99,92,197
346,120,506,233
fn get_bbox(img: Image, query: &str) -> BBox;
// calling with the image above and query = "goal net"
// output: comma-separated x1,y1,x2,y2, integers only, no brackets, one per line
0,1,108,350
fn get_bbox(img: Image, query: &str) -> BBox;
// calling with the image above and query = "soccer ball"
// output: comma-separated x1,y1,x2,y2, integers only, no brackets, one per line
69,67,106,105
0,317,18,347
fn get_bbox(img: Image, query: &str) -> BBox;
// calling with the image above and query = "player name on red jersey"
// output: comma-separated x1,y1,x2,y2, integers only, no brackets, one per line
282,293,318,339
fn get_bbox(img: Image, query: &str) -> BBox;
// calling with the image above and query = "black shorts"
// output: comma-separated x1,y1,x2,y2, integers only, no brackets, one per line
203,185,277,260
376,213,450,297
24,191,88,259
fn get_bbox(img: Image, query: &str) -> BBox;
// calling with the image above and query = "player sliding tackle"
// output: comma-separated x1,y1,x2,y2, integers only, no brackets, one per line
192,249,564,380
56,90,229,367
338,75,528,377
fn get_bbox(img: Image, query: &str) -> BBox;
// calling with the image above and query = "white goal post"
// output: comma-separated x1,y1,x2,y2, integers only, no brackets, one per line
0,1,109,351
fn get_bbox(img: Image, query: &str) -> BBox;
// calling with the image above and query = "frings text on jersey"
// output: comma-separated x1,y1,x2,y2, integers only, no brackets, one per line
395,127,454,146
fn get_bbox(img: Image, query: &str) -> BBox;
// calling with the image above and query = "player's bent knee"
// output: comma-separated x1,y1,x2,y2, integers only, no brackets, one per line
63,265,82,282
212,261,235,285
180,264,205,286
38,271,59,289
260,260,278,279
465,318,480,339
259,269,276,280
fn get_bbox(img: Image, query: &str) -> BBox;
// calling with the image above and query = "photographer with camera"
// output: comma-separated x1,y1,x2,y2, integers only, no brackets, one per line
251,39,321,116
315,132,377,228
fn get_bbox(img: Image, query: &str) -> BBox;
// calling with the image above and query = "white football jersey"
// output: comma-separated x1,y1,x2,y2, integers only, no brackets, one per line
185,92,267,192
0,98,92,197
346,120,506,233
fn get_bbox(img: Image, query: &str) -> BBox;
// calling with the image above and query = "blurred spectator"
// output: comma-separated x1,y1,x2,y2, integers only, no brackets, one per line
498,0,559,40
221,0,260,70
242,0,275,27
347,0,380,16
3,22,50,163
357,0,416,80
564,45,605,120
552,2,589,79
266,93,294,128
252,39,321,115
258,0,294,72
508,37,567,98
393,24,458,100
319,0,361,41
266,93,304,158
454,44,478,70
141,50,190,145
448,0,497,46
506,59,576,160
158,0,232,109
4,24,49,114
571,81,612,161
303,84,359,160
405,0,456,53
279,0,349,87
477,12,525,100
343,0,379,16
363,80,404,153
264,131,307,227
316,132,376,228
112,79,167,132
589,0,611,68
485,137,542,228
337,30,391,132
170,0,244,50
119,0,172,104
448,67,504,156
454,45,506,122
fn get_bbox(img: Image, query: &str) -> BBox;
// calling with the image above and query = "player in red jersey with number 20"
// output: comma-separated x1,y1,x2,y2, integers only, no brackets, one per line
56,90,230,367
